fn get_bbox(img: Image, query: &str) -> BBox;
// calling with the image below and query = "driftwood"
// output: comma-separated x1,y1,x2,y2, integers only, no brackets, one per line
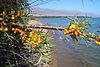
26,25,64,31
12,24,100,41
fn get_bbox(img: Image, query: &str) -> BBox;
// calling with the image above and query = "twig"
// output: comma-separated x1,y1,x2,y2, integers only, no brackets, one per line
10,50,34,66
0,49,34,66
34,53,43,66
13,53,19,67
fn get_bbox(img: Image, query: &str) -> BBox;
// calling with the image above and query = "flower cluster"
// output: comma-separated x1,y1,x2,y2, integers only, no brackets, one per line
63,20,86,38
0,27,8,32
12,27,47,48
0,10,25,25
64,19,100,45
64,23,82,37
22,31,46,48
95,40,100,45
88,33,100,45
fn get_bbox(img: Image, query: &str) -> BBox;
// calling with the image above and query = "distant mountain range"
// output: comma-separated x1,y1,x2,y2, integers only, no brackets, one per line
31,7,100,17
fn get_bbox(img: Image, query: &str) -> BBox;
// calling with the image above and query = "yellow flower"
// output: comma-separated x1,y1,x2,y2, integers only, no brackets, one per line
12,22,16,25
13,28,18,33
0,28,5,32
17,13,20,16
30,31,35,35
26,40,30,43
74,31,79,36
95,41,100,45
33,38,37,42
32,44,37,48
71,33,76,37
68,29,73,33
64,31,66,35
38,40,42,44
12,15,14,17
15,15,18,17
0,28,3,31
77,30,81,34
38,35,41,38
0,18,3,21
3,11,5,15
11,16,15,20
20,32,25,36
22,13,25,16
14,31,17,33
22,36,27,40
12,28,15,31
69,24,76,29
64,28,69,35
4,28,8,31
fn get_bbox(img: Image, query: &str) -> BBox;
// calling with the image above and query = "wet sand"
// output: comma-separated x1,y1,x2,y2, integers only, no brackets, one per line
51,33,84,67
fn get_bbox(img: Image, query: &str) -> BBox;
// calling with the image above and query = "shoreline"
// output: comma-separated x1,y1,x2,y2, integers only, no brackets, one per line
32,15,100,18
50,33,83,67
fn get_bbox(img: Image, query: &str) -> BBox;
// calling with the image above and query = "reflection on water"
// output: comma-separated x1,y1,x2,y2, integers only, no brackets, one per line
36,18,100,67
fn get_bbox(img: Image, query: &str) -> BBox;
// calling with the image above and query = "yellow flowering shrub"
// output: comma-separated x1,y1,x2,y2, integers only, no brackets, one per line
0,0,53,66
63,18,100,45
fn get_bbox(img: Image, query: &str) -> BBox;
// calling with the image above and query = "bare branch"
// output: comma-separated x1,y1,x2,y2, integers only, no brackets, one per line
34,53,43,66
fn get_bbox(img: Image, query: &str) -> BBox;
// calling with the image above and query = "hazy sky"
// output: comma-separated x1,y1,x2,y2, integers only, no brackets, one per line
30,0,100,15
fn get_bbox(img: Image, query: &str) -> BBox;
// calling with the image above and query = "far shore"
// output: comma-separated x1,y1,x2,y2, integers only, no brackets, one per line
32,15,100,18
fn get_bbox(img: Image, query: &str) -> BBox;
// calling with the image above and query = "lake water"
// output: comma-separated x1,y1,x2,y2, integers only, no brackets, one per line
36,18,100,67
